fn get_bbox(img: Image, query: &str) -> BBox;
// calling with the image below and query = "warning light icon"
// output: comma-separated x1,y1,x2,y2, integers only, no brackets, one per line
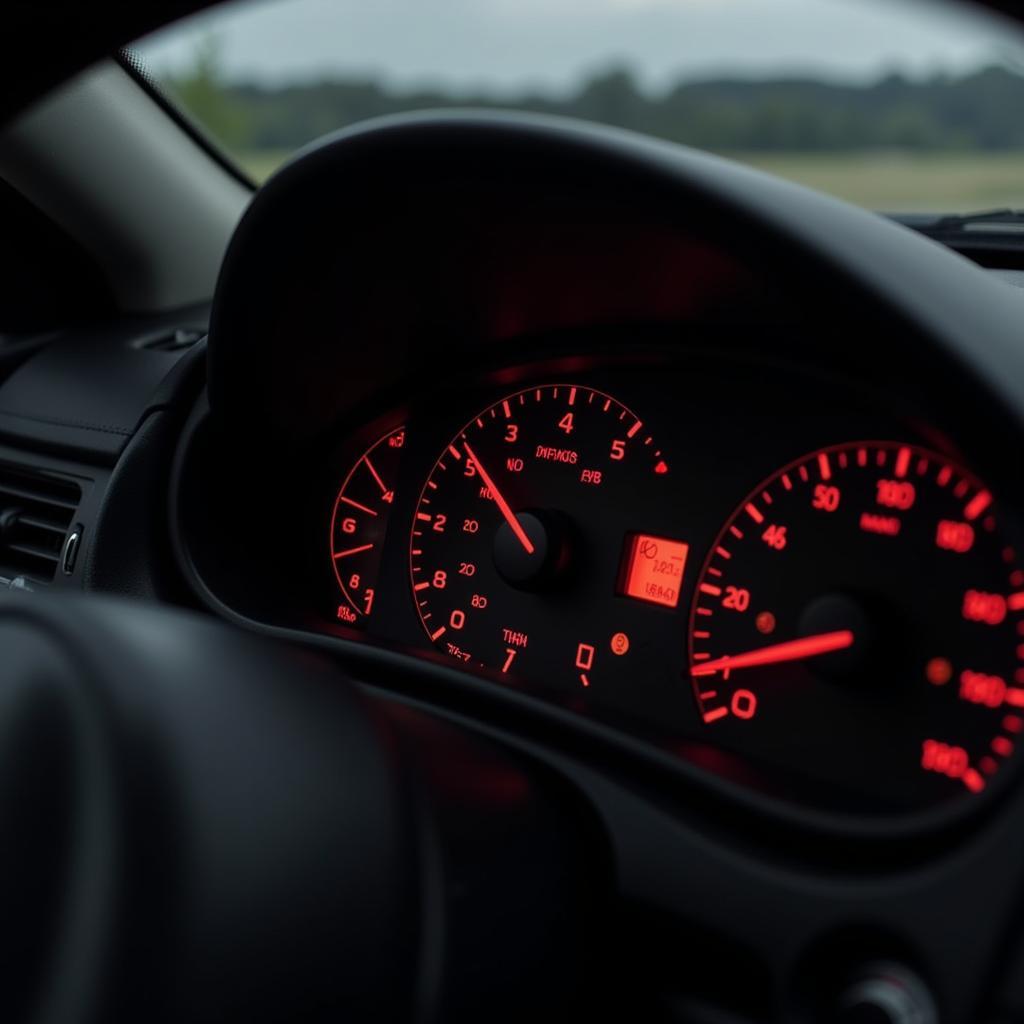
654,460,669,475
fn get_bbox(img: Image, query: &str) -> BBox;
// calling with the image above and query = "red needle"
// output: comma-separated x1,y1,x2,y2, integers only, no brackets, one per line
692,630,855,677
463,441,536,555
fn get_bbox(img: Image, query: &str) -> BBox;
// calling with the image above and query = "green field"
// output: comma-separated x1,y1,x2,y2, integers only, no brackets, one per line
235,149,1024,213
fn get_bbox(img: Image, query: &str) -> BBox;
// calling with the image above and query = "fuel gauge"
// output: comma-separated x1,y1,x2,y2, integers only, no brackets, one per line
330,425,406,623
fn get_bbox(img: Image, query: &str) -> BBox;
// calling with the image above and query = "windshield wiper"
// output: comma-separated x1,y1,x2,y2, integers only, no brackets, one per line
897,209,1024,236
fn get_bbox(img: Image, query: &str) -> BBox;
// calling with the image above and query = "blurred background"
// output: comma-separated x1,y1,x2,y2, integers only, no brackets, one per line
135,0,1024,211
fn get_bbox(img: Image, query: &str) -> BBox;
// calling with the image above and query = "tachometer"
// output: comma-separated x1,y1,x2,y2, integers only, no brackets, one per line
410,385,678,689
330,425,406,623
689,441,1023,809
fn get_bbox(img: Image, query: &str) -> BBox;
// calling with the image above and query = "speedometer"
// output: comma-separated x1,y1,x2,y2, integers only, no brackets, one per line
409,384,679,690
689,441,1023,809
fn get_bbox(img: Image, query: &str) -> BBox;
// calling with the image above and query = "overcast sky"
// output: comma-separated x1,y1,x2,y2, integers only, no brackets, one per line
137,0,1023,93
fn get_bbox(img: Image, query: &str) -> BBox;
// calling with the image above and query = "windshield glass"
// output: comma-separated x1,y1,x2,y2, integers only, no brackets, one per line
133,0,1024,212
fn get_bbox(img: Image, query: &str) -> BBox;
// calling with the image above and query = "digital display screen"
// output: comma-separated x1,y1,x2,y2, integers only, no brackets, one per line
619,533,689,608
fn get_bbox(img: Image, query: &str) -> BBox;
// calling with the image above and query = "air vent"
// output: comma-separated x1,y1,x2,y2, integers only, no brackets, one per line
0,464,81,582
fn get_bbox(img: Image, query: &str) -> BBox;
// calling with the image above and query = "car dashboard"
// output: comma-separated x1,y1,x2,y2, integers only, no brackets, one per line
4,112,1024,1021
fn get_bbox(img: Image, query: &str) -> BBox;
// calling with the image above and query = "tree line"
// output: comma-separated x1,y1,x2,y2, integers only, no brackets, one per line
165,50,1024,154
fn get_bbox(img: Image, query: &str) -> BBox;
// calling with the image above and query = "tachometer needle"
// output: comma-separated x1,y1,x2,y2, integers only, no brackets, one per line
692,630,855,677
463,441,536,555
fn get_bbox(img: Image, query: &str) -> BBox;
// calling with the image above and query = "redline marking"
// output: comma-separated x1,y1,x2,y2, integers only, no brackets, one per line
894,446,911,478
430,626,447,641
703,707,729,723
363,455,388,495
745,503,765,524
627,420,642,438
333,543,374,560
341,496,377,516
414,582,430,591
964,490,992,521
818,452,832,480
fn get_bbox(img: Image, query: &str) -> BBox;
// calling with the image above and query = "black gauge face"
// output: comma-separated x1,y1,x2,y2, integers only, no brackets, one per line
689,441,1023,810
409,385,679,690
330,426,406,623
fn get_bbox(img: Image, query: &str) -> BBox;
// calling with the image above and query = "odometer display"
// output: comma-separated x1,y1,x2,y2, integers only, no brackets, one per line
410,385,674,690
690,441,1023,810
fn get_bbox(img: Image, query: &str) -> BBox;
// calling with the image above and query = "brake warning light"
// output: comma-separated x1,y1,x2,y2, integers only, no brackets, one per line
619,533,689,608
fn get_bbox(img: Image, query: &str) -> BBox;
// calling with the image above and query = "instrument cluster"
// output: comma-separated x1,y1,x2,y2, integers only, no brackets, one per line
320,355,1024,820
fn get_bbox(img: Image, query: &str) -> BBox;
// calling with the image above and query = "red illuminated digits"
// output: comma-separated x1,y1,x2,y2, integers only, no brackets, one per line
731,689,757,719
502,648,518,673
610,439,626,461
812,484,840,511
936,520,974,553
962,590,1007,625
558,412,575,434
504,424,518,443
921,739,969,779
450,610,465,630
722,586,751,611
463,441,535,555
761,524,788,550
960,670,1007,707
575,643,595,671
432,515,447,533
877,479,915,509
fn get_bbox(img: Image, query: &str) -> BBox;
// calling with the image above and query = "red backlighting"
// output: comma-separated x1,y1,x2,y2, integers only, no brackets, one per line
620,533,689,608
935,520,975,553
654,460,669,475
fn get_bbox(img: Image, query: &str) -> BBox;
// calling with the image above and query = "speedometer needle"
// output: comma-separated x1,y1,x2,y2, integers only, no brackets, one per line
692,630,855,677
463,441,536,555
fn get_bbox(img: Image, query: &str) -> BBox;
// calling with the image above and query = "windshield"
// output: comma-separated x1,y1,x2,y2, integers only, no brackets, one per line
133,0,1024,213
